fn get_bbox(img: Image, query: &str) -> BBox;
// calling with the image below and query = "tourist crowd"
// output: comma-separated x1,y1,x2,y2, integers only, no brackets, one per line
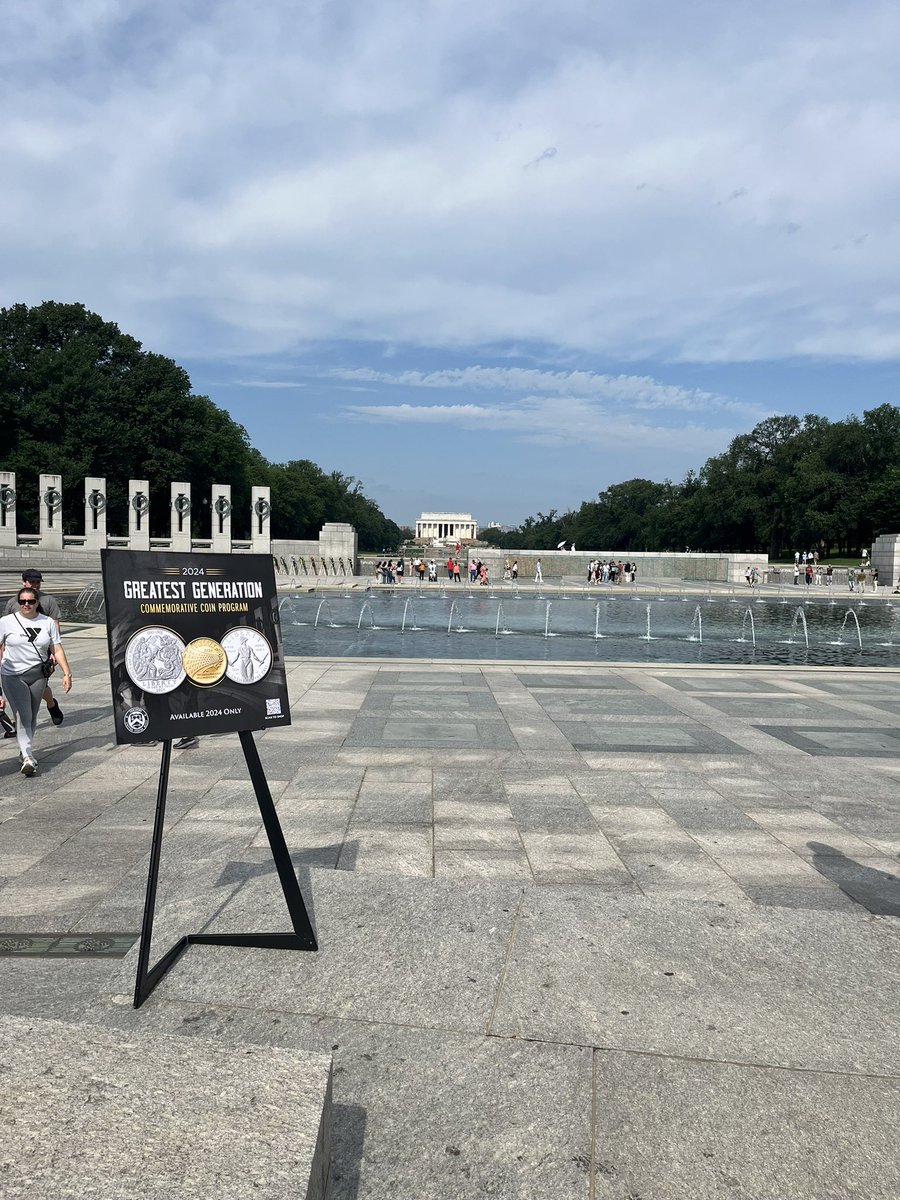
585,560,637,584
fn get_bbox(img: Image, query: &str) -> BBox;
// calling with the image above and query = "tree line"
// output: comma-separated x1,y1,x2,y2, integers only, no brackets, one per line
0,302,402,551
479,411,900,558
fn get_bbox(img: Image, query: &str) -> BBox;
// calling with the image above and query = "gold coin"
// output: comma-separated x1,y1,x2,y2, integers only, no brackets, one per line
182,637,227,686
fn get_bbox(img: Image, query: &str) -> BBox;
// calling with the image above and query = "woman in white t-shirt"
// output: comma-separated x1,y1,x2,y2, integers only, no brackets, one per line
0,586,73,776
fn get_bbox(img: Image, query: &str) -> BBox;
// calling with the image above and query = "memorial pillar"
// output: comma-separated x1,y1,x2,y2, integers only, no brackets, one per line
129,479,151,551
251,485,271,554
211,484,232,554
170,482,192,552
0,470,17,548
83,476,108,551
39,473,63,551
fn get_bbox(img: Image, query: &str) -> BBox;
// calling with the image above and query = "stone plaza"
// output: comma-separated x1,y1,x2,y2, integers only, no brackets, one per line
1,581,898,1197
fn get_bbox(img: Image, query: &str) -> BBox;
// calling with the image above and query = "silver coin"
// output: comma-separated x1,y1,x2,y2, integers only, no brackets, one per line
221,627,273,685
125,626,187,694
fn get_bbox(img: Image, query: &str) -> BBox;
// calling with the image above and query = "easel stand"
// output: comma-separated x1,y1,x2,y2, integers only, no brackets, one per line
133,730,317,1008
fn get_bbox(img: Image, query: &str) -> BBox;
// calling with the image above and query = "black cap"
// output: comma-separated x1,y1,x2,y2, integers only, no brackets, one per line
21,569,43,582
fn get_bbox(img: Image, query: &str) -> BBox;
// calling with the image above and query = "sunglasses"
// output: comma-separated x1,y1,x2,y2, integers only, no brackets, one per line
19,598,38,605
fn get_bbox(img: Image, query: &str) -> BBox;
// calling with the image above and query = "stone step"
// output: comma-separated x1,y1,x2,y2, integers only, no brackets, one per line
0,1014,332,1199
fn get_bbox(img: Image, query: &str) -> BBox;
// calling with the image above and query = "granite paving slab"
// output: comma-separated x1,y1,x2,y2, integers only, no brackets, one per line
336,825,434,874
434,847,534,879
560,723,748,754
433,800,522,850
739,883,865,912
592,1048,898,1200
373,670,489,687
519,832,637,888
0,1014,332,1200
517,672,638,689
696,695,856,719
490,889,900,1073
535,693,684,718
350,788,434,826
611,848,748,902
744,806,885,859
86,1000,594,1200
755,724,900,756
806,678,900,696
106,871,522,1036
361,690,502,714
653,675,796,693
345,716,518,749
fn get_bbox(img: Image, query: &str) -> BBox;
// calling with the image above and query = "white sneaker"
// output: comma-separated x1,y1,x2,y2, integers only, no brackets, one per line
21,757,37,777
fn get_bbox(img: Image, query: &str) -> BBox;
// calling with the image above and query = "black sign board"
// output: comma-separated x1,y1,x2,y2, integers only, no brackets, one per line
101,549,290,743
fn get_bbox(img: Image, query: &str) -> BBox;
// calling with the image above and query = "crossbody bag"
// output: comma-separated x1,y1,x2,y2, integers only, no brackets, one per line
14,615,55,678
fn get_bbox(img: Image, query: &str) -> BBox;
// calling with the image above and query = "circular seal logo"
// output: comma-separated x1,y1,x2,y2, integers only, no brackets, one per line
124,707,150,734
182,637,227,686
125,627,187,695
221,627,273,685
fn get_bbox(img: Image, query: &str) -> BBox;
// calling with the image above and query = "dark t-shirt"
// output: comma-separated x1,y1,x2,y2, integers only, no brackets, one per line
4,591,61,621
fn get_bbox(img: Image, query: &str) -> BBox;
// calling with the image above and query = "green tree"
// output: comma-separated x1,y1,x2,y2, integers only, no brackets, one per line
0,301,254,536
0,301,401,549
478,526,506,547
265,460,400,551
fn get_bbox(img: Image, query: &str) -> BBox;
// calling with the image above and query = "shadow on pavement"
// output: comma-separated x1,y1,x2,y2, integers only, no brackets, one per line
808,841,900,916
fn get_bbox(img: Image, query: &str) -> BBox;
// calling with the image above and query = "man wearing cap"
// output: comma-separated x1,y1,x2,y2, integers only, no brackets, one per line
4,570,65,728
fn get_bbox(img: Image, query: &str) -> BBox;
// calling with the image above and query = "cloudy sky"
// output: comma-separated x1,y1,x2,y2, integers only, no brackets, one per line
3,0,899,525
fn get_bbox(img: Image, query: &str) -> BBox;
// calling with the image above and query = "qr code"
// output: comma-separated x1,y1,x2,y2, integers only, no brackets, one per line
265,698,282,717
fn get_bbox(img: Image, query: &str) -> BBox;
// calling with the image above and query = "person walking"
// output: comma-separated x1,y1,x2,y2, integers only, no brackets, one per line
534,558,543,583
4,569,65,726
0,585,73,776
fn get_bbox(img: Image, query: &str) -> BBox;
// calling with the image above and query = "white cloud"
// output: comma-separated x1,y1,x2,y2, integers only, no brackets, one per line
233,380,306,389
1,1,900,364
342,393,753,456
326,365,761,415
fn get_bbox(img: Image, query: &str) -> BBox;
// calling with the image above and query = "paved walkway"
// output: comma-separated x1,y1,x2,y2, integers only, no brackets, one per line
1,626,898,1197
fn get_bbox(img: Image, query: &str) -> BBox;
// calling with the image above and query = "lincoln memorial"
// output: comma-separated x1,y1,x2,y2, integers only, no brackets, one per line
414,511,478,543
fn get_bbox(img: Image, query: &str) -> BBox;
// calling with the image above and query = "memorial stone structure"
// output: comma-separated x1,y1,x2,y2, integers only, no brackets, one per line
0,472,356,574
127,479,151,552
83,476,108,552
871,533,900,589
0,470,17,549
169,482,193,553
39,473,64,552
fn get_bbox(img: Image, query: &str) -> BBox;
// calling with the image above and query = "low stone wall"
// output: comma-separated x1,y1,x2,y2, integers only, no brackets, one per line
360,549,767,584
0,522,359,577
272,523,358,576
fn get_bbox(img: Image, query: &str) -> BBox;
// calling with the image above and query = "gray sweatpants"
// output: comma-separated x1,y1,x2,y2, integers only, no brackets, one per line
3,665,45,761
